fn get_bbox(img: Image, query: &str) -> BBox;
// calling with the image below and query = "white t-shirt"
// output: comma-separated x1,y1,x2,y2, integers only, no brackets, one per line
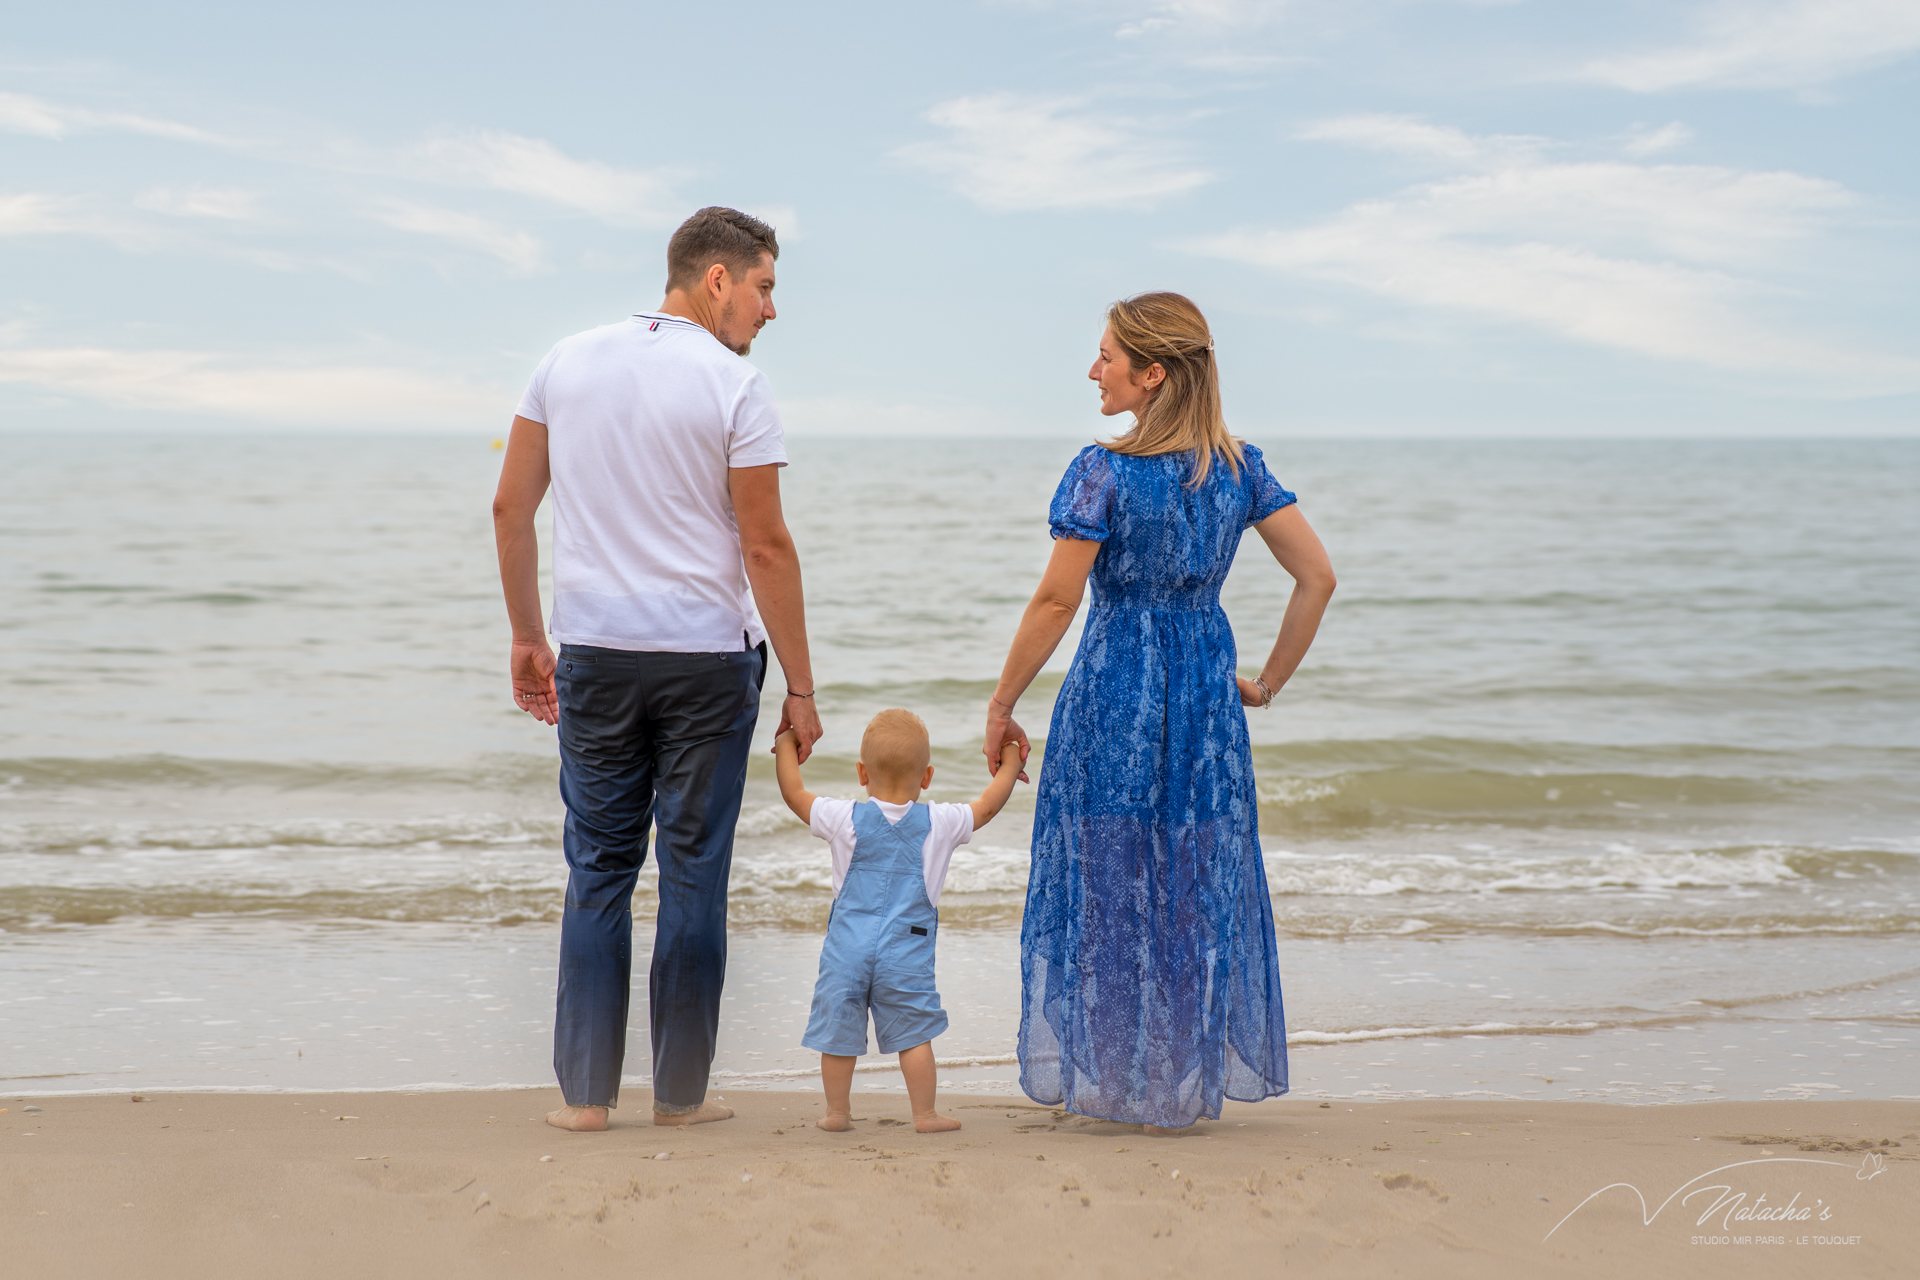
807,797,975,908
516,313,788,652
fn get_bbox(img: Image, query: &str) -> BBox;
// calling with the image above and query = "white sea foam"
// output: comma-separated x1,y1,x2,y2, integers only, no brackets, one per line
1261,843,1818,897
1285,1020,1601,1045
711,1052,1022,1081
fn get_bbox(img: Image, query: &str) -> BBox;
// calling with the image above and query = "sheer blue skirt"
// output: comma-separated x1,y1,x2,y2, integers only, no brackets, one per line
1019,603,1289,1128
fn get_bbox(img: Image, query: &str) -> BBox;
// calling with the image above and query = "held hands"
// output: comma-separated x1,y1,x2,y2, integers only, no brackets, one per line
983,697,1031,784
510,638,559,725
774,693,824,764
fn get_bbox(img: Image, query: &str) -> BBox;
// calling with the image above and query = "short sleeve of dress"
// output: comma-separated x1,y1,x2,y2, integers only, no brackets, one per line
1242,444,1298,525
1048,446,1117,541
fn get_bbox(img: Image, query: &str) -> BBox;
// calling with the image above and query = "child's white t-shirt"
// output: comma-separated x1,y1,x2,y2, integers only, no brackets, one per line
806,798,975,908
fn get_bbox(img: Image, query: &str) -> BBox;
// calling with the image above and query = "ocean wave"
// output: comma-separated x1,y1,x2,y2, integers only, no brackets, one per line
0,812,562,857
1269,913,1920,939
1285,1020,1603,1044
3,783,1914,935
1264,841,1916,897
711,1052,1022,1081
0,753,560,796
0,885,567,930
1252,765,1809,831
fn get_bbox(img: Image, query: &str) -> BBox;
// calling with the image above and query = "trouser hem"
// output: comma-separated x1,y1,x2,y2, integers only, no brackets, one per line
558,1080,618,1109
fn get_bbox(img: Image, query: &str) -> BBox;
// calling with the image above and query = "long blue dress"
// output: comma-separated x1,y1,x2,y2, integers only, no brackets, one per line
1020,442,1296,1128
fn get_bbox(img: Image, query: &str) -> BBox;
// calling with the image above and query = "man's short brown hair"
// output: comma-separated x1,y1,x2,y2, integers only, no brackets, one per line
665,207,779,293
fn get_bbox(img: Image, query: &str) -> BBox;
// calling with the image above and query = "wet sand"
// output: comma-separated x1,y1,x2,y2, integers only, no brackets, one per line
4,1090,1913,1278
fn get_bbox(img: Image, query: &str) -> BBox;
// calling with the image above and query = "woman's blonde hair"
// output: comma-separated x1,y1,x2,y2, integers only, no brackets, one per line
1101,291,1241,486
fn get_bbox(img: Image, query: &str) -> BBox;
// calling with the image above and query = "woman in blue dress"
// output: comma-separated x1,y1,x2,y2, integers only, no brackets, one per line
984,292,1336,1133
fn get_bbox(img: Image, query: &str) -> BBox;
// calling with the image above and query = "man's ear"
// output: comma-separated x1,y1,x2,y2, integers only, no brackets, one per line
705,261,730,299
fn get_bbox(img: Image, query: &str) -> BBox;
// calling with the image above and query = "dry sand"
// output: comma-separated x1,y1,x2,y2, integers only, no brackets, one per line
4,1089,1913,1278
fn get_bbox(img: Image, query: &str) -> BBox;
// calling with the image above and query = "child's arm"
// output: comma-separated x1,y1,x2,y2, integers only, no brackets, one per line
969,740,1025,830
773,729,818,825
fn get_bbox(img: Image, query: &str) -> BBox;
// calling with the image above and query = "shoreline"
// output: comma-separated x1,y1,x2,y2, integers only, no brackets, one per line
11,917,1914,1102
7,1088,1913,1278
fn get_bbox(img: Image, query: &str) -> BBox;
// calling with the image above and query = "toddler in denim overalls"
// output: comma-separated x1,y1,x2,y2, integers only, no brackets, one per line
775,708,1023,1133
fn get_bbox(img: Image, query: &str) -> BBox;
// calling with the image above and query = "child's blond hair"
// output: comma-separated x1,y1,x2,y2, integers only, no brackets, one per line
861,709,930,788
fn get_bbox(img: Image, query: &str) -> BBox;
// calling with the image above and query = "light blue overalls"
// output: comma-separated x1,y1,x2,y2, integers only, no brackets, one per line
801,801,949,1056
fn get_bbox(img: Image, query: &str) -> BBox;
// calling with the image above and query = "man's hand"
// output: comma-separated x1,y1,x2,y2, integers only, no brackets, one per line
776,693,823,763
983,700,1031,784
511,638,558,725
494,417,556,727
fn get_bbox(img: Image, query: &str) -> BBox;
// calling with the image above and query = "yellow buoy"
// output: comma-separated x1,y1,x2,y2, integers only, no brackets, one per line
490,438,505,450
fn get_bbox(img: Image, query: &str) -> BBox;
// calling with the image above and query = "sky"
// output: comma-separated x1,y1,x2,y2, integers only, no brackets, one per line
2,0,1917,437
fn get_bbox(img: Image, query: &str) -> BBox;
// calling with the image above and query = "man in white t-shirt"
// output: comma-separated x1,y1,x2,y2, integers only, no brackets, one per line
492,206,823,1133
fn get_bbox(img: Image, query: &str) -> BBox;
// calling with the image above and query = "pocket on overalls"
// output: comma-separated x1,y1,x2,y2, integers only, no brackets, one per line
892,921,936,973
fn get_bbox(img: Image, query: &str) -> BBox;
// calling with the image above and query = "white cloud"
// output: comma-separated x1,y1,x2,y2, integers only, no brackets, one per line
0,89,223,143
1621,122,1695,156
1114,1,1292,37
1295,113,1546,165
752,204,802,244
134,187,263,220
369,201,545,272
1371,162,1848,264
0,192,152,247
412,130,683,227
895,93,1212,212
0,192,84,236
1195,117,1914,390
1578,0,1920,91
0,344,505,426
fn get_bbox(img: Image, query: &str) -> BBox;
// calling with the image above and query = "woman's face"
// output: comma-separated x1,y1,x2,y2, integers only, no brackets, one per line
1089,325,1164,418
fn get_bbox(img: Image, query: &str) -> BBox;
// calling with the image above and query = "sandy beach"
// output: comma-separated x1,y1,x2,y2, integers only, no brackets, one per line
5,1089,1912,1278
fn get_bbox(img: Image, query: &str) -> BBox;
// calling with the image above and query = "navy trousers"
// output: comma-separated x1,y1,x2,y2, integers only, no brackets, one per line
553,641,764,1110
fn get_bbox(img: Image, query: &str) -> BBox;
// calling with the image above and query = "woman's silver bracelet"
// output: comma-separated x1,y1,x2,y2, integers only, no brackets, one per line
1254,677,1274,709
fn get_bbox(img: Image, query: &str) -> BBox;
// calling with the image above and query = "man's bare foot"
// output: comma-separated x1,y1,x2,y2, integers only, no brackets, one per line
653,1101,734,1126
816,1111,853,1132
546,1105,608,1132
914,1112,962,1133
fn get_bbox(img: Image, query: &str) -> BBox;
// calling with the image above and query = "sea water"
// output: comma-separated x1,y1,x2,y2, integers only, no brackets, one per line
2,434,1917,1103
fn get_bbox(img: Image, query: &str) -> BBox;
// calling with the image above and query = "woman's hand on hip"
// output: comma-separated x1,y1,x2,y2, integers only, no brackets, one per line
984,702,1031,784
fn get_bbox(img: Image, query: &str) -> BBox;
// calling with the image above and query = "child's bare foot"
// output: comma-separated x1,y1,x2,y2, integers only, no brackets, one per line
914,1112,962,1133
652,1101,733,1126
816,1111,853,1132
546,1105,609,1131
